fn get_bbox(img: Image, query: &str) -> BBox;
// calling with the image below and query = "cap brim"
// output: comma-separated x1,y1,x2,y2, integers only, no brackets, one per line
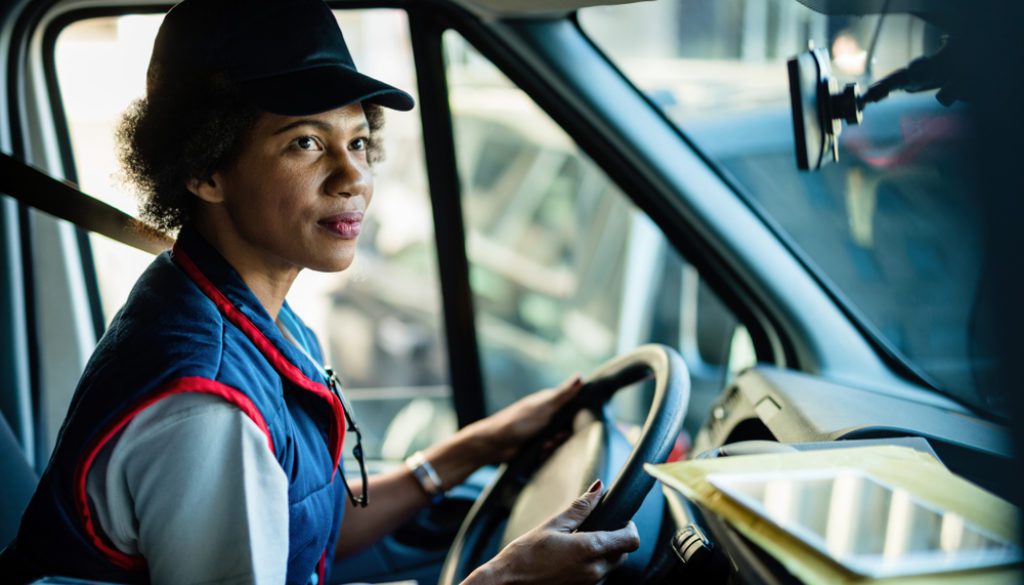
239,65,415,116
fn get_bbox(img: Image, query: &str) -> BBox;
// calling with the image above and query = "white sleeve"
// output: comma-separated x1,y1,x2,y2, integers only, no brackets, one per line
86,392,289,585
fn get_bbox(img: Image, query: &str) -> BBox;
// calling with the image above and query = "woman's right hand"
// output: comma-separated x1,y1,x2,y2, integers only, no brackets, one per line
464,480,641,585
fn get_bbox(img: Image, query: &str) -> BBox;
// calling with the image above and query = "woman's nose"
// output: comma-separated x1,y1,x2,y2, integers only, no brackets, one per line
324,149,371,198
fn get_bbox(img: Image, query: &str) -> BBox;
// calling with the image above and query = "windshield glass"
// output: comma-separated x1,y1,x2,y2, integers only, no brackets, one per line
580,1,994,413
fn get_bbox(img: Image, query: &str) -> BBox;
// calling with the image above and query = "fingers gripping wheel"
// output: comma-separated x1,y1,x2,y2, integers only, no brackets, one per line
439,344,690,585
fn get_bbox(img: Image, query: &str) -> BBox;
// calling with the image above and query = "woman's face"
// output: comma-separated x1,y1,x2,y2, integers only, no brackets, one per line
198,102,373,275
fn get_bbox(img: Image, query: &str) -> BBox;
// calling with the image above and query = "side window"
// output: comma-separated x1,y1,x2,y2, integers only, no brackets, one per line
443,31,754,430
52,10,455,461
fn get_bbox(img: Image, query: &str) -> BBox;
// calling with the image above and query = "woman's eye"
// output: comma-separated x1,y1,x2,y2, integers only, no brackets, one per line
293,136,321,151
350,137,369,151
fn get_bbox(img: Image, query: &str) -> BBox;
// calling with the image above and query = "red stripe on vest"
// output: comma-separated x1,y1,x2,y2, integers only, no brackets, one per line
75,376,274,571
172,244,346,473
318,547,328,583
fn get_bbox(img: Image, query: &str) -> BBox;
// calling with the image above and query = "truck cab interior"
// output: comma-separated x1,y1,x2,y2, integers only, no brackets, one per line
1,0,1022,583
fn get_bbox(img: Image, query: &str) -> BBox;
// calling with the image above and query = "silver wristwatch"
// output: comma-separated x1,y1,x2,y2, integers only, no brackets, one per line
405,450,445,503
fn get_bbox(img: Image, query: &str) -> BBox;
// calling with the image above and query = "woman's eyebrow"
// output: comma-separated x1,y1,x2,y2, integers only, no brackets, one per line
272,119,333,135
272,119,369,135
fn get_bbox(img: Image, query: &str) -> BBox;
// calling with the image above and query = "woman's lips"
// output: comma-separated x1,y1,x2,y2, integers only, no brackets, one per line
318,212,363,240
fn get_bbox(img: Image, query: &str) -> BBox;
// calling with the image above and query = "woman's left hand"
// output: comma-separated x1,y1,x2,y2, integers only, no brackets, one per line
465,374,584,464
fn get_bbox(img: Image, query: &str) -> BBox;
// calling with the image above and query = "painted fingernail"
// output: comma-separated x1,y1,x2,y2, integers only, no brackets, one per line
587,479,603,494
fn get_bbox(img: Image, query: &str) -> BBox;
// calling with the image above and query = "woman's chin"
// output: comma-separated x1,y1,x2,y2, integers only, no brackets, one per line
308,251,356,273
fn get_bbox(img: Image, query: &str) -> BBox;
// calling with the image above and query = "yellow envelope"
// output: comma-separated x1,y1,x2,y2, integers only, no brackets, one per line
646,446,1021,585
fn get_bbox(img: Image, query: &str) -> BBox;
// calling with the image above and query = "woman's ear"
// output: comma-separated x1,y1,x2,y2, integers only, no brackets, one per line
186,174,225,204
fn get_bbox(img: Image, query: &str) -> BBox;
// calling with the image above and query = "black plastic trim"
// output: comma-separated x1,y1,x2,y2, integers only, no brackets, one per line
409,8,487,426
15,205,44,469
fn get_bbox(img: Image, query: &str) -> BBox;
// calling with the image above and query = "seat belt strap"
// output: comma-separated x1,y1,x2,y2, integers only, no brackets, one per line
0,151,172,255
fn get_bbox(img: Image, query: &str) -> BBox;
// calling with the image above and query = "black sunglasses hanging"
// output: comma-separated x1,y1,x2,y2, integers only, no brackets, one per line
326,367,368,508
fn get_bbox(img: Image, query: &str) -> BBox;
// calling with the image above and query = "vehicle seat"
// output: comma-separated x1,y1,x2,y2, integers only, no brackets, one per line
0,413,37,549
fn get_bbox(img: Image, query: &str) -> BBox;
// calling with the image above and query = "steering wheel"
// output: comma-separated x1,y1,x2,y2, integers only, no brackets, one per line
438,344,690,585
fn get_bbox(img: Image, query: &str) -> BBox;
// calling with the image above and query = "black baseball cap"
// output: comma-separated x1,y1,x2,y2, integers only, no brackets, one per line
149,0,415,115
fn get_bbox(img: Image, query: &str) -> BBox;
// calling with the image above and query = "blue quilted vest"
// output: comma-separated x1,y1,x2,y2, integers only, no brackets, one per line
5,226,349,584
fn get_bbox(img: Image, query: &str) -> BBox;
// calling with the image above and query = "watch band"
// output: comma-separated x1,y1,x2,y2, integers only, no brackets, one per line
405,451,445,503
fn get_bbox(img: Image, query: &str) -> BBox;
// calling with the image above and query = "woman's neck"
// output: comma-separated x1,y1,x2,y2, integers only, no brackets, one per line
191,218,300,322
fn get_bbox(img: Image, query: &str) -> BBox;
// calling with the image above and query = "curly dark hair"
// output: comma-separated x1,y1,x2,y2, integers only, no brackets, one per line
116,70,386,233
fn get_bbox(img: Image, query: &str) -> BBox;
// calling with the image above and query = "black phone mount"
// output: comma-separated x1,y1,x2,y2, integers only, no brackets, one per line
787,39,963,171
787,47,860,171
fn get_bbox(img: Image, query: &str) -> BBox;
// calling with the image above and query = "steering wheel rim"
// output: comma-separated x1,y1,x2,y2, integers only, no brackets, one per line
439,344,690,585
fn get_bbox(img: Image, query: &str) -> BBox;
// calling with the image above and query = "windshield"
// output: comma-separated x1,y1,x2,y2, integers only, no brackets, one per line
579,1,994,413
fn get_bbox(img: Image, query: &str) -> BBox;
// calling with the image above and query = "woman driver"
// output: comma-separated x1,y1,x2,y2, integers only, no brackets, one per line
0,0,639,583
